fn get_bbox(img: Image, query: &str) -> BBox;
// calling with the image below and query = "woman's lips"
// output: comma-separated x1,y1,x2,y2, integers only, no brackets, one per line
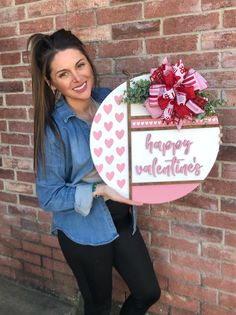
73,81,87,93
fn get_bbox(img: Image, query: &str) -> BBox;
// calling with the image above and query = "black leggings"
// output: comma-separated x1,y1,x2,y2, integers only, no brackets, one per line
58,202,161,315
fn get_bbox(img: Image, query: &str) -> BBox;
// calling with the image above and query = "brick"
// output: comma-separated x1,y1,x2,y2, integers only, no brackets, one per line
0,168,14,180
116,56,161,74
202,211,236,230
0,265,16,279
149,246,170,263
94,59,113,75
41,234,59,248
22,240,51,257
15,270,44,288
16,171,35,183
0,7,25,23
0,121,7,132
222,90,236,106
3,158,33,171
28,0,64,17
152,234,199,254
222,51,236,68
11,146,33,159
56,11,96,29
144,0,200,18
8,204,36,219
202,32,236,50
221,197,236,214
99,75,127,89
220,292,236,309
111,0,139,4
0,81,23,92
37,211,51,223
97,4,142,25
209,162,220,178
0,36,27,52
173,193,218,211
154,260,201,284
0,52,20,66
202,0,236,10
77,25,111,42
224,9,236,28
0,255,22,270
203,243,236,263
203,275,236,294
13,249,41,265
225,232,236,247
171,253,221,274
146,35,198,54
204,71,236,89
151,205,200,223
172,222,223,242
112,20,160,40
170,52,220,70
24,262,53,280
202,178,236,197
6,181,33,195
11,227,40,243
160,290,199,313
138,215,170,233
0,145,10,156
222,262,236,278
66,0,109,11
2,66,30,79
1,133,30,145
0,108,26,120
20,218,39,232
42,257,72,275
52,248,65,261
171,308,196,315
85,42,97,59
15,0,40,4
164,13,219,35
170,280,217,303
20,18,53,35
19,194,39,207
202,303,236,315
218,108,236,126
0,191,17,203
98,40,142,58
222,163,236,180
0,24,17,38
9,120,33,133
218,146,236,162
0,0,12,7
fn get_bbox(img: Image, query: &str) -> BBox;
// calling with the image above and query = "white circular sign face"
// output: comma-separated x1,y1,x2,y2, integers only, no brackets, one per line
90,75,220,204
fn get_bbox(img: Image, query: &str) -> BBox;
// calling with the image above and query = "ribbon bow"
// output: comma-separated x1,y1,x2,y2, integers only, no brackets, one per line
145,58,208,128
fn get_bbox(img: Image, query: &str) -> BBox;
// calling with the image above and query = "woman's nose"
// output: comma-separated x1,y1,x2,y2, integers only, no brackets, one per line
71,71,81,82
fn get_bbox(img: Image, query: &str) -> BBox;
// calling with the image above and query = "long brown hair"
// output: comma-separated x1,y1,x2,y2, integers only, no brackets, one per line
27,29,97,171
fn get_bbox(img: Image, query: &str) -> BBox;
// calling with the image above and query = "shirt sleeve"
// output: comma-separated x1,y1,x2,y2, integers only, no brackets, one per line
74,183,94,216
36,127,93,214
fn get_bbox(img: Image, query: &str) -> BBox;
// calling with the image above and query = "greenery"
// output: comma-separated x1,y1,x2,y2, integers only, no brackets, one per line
196,91,225,119
123,79,224,118
123,79,150,104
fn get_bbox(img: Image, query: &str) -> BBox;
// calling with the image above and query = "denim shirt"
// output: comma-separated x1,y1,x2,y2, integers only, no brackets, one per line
36,88,137,245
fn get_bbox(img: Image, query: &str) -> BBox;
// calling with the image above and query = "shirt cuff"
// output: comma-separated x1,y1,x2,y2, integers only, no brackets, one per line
74,183,93,216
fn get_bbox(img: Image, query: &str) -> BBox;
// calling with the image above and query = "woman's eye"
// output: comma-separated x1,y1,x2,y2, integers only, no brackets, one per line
77,63,85,68
58,72,68,78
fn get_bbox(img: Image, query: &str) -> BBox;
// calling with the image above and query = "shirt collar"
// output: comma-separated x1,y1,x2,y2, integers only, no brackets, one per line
55,96,76,123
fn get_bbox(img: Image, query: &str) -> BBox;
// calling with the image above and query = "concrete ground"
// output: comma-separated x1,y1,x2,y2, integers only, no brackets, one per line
0,276,123,315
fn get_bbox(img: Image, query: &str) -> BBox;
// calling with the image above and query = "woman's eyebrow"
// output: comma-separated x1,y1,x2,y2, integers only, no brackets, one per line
56,58,85,75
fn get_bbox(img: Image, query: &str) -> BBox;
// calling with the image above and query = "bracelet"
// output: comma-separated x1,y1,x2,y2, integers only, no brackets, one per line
92,183,98,197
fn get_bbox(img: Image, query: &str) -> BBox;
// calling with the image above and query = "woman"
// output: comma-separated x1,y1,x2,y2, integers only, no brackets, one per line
28,29,161,315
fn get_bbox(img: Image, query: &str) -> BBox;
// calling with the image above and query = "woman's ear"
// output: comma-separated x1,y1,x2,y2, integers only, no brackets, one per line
45,77,57,94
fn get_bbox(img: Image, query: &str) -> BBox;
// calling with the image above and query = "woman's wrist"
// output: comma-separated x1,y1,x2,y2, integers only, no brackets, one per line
92,183,105,198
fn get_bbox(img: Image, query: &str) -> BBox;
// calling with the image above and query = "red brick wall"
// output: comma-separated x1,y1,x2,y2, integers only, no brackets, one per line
0,1,236,314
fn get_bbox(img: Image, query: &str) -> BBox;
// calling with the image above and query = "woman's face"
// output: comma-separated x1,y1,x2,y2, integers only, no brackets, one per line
50,48,94,107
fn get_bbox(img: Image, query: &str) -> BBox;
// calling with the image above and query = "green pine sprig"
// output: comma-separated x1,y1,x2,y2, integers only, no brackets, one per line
196,91,225,119
123,79,150,104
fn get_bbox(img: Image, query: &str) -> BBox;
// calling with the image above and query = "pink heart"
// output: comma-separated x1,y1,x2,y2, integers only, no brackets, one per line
115,112,124,123
94,147,102,157
104,121,113,132
105,155,114,165
106,171,114,181
94,113,101,123
95,164,103,173
103,104,112,114
93,130,102,140
117,179,125,188
115,95,123,105
116,146,125,156
105,138,113,148
117,163,125,173
115,129,124,139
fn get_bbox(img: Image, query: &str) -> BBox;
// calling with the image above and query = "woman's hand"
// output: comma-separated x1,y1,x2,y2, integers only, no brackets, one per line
94,184,143,206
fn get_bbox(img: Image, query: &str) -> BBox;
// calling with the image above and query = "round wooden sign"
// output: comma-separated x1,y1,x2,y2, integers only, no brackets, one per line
90,75,220,204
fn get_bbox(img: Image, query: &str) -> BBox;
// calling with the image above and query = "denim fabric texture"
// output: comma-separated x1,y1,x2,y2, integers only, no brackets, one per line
36,88,137,245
